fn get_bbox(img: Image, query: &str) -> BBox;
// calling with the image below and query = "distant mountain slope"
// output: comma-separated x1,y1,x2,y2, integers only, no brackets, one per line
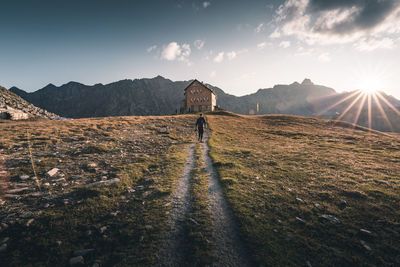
0,86,59,120
10,76,190,118
9,76,400,132
10,76,336,118
207,78,336,115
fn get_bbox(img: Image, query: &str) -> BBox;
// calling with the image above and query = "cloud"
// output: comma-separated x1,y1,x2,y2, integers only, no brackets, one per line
194,39,205,50
227,51,237,60
318,52,331,62
255,23,264,33
213,52,224,63
270,0,400,49
210,70,216,77
354,37,395,51
161,42,191,62
146,45,157,53
203,1,211,8
257,42,267,49
279,41,291,48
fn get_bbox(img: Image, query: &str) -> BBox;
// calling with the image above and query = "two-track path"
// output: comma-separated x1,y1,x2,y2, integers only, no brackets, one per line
158,131,250,266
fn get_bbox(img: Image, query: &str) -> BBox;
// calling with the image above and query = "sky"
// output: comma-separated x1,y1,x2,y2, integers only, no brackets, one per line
1,0,400,98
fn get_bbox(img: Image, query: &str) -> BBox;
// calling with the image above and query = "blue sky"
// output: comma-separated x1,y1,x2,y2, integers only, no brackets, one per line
1,0,400,98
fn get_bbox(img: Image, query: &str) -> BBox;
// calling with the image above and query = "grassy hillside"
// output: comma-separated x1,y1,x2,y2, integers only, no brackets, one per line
207,113,400,266
0,115,197,266
1,113,399,266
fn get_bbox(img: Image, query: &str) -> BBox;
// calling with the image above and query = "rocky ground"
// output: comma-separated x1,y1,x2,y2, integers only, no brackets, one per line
0,86,60,120
0,115,196,266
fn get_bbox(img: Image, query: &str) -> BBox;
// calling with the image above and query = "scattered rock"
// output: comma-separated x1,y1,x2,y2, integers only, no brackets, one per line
295,217,306,224
296,197,304,203
158,128,169,134
86,178,120,188
110,211,119,217
273,206,280,212
92,260,101,267
144,177,154,184
0,237,9,244
99,226,107,234
320,214,340,224
7,187,29,194
360,240,372,251
19,175,30,180
359,229,372,238
4,194,19,199
69,255,84,266
71,175,82,179
26,218,34,227
339,199,347,210
56,240,62,246
87,163,98,170
46,168,60,177
306,261,312,267
142,191,152,198
313,203,320,208
73,248,95,257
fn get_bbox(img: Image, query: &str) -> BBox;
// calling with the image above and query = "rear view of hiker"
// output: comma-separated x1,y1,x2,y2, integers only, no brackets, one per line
195,113,207,142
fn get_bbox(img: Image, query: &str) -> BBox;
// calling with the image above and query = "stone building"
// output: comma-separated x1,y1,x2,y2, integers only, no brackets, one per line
183,79,217,112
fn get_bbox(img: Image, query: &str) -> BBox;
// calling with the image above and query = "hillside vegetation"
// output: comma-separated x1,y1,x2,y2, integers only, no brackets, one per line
207,113,400,266
0,113,399,266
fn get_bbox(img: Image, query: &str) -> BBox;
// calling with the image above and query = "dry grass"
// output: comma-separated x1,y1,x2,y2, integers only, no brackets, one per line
207,113,400,266
0,115,197,266
1,113,399,266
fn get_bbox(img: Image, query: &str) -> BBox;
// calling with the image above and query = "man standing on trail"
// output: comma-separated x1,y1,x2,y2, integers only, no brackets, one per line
195,113,207,142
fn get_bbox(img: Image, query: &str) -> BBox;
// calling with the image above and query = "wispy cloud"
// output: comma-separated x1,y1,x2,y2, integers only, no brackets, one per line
194,39,205,50
213,52,224,63
279,41,291,48
318,52,331,62
146,45,157,53
210,70,216,77
161,42,191,63
227,51,237,60
254,23,264,33
270,0,400,50
203,1,211,8
354,37,395,51
257,42,268,49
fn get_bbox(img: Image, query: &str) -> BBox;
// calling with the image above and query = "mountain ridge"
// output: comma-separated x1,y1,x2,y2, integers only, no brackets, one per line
9,76,400,132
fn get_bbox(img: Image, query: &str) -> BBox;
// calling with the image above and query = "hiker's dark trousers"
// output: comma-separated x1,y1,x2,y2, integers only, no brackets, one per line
198,127,204,141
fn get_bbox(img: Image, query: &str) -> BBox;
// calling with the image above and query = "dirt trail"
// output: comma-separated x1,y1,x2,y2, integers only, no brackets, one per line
158,131,250,266
201,132,251,267
157,144,195,266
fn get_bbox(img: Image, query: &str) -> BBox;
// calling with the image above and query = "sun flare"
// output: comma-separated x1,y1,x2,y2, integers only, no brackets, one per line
357,77,381,94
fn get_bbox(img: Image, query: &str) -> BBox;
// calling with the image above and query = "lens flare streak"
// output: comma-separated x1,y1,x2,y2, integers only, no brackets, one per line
318,89,399,132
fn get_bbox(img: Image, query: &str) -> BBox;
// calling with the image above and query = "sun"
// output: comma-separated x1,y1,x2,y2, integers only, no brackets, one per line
357,76,381,94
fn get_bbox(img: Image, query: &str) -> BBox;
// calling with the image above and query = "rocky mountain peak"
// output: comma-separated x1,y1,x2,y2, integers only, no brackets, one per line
0,86,60,120
301,78,314,85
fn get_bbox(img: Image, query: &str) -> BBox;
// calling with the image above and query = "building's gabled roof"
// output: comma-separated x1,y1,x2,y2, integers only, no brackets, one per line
184,79,216,95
